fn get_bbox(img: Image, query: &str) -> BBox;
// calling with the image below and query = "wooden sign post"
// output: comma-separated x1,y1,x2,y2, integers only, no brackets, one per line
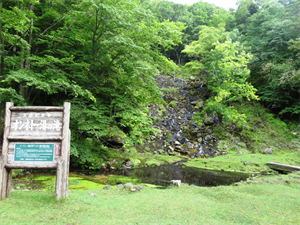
0,102,70,200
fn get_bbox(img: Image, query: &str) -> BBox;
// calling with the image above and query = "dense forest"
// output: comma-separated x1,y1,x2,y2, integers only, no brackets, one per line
0,0,299,169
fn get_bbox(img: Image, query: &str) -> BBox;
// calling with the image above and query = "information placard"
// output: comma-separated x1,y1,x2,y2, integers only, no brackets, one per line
14,143,54,162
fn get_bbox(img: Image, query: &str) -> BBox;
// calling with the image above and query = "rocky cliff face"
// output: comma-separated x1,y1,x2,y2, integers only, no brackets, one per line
142,75,223,158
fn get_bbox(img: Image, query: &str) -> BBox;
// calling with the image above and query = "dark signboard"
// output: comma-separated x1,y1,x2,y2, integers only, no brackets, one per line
14,143,55,162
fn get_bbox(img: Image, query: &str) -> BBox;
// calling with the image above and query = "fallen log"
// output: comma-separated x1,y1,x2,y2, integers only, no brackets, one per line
266,162,300,172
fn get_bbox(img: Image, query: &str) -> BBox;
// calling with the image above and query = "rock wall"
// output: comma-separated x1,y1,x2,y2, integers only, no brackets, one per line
144,75,222,158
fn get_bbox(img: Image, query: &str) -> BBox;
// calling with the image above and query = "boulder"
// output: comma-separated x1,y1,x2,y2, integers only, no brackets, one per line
103,185,111,189
105,127,127,146
124,183,134,189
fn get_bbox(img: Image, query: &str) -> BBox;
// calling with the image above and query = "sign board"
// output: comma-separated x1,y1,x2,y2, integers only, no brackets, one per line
0,102,70,200
10,111,63,137
14,143,55,162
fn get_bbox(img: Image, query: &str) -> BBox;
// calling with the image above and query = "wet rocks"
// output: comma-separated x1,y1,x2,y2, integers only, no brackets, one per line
142,75,220,158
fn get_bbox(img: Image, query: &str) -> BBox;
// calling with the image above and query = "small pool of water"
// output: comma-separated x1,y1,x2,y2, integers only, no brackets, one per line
74,164,251,187
12,165,251,190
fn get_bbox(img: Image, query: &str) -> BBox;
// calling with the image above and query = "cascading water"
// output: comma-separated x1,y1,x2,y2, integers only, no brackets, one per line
146,75,221,158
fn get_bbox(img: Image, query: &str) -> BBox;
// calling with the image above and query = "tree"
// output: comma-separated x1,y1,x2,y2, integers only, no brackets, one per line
182,25,226,74
244,1,299,116
196,40,259,126
0,0,184,168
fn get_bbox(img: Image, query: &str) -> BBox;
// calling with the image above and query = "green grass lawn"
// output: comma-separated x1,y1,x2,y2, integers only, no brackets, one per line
184,152,300,174
1,172,300,225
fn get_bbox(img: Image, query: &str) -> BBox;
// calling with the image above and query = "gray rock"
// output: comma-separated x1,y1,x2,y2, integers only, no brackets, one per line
285,180,290,184
206,129,212,134
168,146,174,151
22,189,29,192
175,145,182,150
15,186,21,190
190,76,195,81
89,193,97,197
197,137,203,143
268,180,273,184
117,184,124,188
103,185,111,189
124,183,134,189
191,101,197,105
260,147,273,155
136,185,144,190
125,160,133,167
196,101,204,108
187,142,194,149
205,135,212,141
174,141,181,145
130,187,137,192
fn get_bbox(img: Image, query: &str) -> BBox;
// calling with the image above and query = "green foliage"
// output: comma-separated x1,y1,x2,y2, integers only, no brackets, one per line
168,101,177,106
182,25,227,74
146,0,236,64
0,0,184,168
240,0,300,117
258,61,299,115
185,39,259,126
214,102,300,154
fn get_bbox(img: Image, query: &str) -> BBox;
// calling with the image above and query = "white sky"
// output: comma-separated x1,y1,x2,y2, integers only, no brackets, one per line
168,0,238,10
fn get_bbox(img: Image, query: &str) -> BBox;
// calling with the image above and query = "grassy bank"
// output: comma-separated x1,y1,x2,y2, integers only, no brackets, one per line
1,172,300,224
184,152,300,174
184,102,300,174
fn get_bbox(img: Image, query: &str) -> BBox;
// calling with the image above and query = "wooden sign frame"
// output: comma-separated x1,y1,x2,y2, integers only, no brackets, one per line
0,102,71,200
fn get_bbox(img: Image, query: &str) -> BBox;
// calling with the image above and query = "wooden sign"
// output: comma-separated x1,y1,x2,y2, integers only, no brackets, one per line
0,102,71,200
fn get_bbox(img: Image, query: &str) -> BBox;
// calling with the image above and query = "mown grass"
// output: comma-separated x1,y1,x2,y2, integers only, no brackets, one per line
1,172,300,224
184,152,300,173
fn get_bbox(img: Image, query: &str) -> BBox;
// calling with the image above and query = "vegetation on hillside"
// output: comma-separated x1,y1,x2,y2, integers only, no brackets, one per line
0,0,299,168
